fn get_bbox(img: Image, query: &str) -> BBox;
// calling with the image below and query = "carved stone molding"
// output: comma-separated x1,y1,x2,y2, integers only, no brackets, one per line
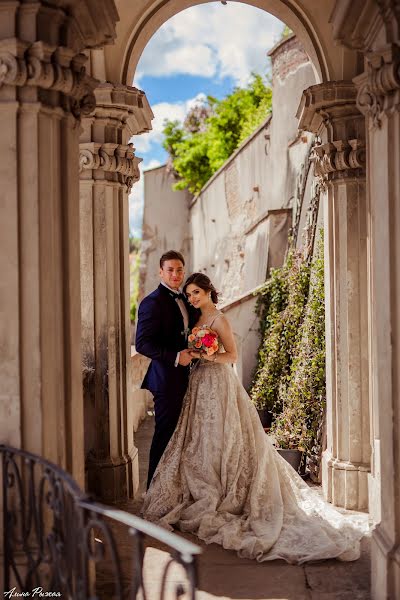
93,82,154,136
297,82,366,183
296,81,363,141
79,142,142,192
354,45,400,128
312,139,366,180
0,1,119,55
331,0,400,54
0,39,97,117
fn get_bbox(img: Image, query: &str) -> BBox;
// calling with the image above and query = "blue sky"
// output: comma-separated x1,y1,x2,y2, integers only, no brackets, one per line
129,2,284,237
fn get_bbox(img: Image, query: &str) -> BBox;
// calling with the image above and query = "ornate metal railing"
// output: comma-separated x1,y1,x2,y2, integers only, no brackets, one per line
1,445,201,599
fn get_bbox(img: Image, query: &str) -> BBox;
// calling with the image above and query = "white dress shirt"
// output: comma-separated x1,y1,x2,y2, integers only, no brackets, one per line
160,282,189,366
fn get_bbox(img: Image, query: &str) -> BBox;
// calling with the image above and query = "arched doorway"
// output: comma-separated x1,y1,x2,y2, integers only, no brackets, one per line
1,0,399,597
83,0,370,510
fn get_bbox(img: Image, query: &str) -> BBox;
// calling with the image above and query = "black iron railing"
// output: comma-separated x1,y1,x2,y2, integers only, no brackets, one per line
1,445,201,599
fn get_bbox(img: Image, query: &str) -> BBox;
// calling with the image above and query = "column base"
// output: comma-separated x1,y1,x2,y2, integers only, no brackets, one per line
86,446,138,502
371,523,400,600
322,450,369,510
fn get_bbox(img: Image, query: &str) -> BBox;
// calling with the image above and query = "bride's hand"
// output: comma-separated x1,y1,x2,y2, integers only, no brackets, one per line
189,350,214,361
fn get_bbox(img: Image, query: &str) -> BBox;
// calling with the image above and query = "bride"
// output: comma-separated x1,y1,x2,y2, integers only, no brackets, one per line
142,273,369,564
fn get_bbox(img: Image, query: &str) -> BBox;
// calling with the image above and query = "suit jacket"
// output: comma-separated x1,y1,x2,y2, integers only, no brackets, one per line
135,284,199,395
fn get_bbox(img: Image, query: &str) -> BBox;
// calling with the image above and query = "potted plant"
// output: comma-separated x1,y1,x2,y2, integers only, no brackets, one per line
271,403,307,475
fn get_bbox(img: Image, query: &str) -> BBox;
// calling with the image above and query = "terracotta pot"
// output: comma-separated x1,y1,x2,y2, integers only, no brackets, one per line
277,448,305,475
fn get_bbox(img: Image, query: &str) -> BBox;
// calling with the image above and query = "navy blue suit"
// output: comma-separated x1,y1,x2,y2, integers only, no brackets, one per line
135,283,199,488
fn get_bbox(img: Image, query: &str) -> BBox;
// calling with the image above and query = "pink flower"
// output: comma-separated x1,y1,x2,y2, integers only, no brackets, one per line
202,333,217,348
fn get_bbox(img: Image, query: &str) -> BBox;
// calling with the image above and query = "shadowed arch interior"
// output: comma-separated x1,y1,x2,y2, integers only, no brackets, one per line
117,0,339,86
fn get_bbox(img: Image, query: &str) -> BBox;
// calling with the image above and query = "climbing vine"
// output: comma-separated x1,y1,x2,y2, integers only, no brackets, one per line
250,205,326,471
250,247,311,415
271,233,326,457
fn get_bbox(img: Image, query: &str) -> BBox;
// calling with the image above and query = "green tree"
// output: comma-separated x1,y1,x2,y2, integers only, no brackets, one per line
280,24,293,39
162,74,272,193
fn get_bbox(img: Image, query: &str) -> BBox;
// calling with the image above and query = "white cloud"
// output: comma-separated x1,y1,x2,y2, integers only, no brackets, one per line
134,3,283,86
132,92,207,155
136,43,217,81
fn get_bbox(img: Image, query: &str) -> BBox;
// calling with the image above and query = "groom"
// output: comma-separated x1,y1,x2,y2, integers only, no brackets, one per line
136,250,199,488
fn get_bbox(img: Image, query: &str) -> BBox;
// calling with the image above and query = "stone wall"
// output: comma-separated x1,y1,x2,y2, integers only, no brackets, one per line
140,166,192,300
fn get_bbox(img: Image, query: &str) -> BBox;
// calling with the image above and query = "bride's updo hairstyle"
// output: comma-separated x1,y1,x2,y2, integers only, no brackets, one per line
183,273,219,305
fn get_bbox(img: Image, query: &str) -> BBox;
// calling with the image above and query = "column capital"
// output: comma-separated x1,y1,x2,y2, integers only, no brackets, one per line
0,38,97,117
354,44,400,128
79,141,141,192
312,139,366,181
297,82,366,181
79,82,153,191
93,82,154,137
297,81,362,139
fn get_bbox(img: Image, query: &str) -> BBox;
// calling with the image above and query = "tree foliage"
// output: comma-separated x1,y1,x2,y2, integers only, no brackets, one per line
162,74,272,193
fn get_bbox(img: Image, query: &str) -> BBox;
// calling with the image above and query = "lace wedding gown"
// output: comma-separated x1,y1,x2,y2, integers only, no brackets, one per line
142,323,369,564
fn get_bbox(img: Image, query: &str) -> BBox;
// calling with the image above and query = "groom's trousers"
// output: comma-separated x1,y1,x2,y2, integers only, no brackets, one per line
147,388,186,489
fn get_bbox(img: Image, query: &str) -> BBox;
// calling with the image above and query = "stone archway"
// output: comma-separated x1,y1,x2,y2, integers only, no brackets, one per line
102,0,362,86
120,0,329,84
80,0,400,592
89,0,370,511
2,1,400,598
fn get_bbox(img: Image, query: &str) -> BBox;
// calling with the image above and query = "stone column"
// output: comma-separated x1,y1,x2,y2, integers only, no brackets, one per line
297,82,370,510
79,82,153,501
355,45,400,599
0,1,117,484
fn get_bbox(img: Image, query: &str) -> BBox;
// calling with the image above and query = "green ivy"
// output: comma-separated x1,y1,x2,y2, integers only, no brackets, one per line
271,233,326,456
250,248,311,414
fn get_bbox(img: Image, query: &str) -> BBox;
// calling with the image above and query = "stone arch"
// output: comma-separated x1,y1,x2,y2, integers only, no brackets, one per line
109,0,361,87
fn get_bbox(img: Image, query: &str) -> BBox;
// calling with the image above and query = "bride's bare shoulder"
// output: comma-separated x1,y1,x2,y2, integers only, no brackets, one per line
212,312,231,331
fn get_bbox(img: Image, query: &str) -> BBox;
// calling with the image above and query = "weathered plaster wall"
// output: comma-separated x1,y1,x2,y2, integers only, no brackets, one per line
139,166,192,300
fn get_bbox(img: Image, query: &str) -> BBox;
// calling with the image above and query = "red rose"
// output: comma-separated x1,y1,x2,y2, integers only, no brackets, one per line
202,333,216,348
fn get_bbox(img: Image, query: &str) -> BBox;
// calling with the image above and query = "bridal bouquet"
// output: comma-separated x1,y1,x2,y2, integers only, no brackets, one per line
188,327,220,356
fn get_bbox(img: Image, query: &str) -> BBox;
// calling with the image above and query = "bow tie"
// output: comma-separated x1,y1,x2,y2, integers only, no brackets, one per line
169,291,185,301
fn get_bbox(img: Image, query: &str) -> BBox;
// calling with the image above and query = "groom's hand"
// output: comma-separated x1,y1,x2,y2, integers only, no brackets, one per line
178,349,192,366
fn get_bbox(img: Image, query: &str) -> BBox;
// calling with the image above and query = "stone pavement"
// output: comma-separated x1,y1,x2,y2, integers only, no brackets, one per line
99,415,371,600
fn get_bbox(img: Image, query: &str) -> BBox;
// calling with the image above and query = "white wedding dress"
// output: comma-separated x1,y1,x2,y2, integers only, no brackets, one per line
142,320,369,564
